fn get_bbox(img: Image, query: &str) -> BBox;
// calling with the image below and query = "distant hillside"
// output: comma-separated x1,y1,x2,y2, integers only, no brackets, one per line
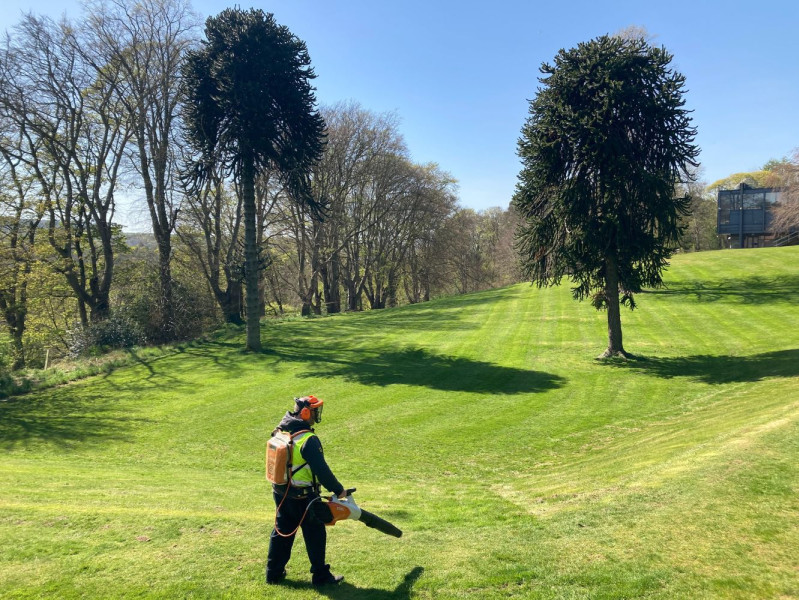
123,231,157,249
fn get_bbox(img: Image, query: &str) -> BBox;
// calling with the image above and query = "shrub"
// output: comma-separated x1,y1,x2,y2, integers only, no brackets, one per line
67,311,147,357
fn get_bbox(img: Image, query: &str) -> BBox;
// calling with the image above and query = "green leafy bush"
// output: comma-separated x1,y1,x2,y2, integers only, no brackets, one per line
67,311,147,357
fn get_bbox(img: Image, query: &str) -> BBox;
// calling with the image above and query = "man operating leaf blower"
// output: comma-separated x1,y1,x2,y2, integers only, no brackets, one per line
265,395,401,587
265,395,344,586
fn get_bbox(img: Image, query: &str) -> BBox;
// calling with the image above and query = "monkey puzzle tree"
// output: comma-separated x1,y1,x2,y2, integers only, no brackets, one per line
182,8,325,351
512,35,699,358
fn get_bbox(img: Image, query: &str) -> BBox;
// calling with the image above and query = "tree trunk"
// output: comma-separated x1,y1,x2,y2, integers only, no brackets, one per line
600,254,628,358
258,275,267,318
387,269,398,308
310,241,322,316
371,278,385,309
242,152,261,351
345,280,359,311
77,298,89,329
320,263,334,314
89,296,111,323
405,261,420,304
363,281,375,309
219,285,243,324
312,288,322,315
10,328,24,370
157,240,176,341
323,252,342,314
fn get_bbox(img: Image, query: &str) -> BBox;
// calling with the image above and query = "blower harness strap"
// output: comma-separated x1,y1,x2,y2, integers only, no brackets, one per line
273,430,321,538
273,489,321,538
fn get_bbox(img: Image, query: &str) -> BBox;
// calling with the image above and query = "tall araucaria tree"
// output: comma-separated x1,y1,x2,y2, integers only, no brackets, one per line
181,8,325,351
512,35,699,358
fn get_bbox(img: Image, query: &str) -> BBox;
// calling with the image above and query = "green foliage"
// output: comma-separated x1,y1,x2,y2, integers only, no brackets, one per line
67,311,147,357
0,333,14,371
762,157,790,172
114,245,221,344
676,175,722,253
1,248,798,598
0,345,178,399
678,193,722,252
707,170,780,191
513,35,698,302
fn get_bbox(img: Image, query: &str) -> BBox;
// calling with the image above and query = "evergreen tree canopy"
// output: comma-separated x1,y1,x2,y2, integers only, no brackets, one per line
182,7,325,192
512,35,699,357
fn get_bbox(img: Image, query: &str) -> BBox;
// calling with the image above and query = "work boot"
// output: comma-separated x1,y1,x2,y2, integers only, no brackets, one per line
266,569,286,585
312,565,343,586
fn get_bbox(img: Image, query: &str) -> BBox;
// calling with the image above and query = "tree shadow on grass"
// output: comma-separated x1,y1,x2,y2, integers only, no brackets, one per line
608,348,799,384
274,345,565,394
101,349,187,389
0,342,249,449
643,275,799,304
170,341,250,377
286,566,424,599
359,285,523,313
110,341,251,386
0,387,149,450
266,287,526,339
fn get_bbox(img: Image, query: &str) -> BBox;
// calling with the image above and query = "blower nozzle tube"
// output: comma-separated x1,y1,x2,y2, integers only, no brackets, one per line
358,508,403,538
325,488,403,538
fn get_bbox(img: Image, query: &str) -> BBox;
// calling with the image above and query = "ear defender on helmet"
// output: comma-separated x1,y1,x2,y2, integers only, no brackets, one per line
299,402,312,421
295,395,324,423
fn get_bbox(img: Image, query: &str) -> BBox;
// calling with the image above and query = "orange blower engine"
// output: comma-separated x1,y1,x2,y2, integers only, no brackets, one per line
325,488,402,538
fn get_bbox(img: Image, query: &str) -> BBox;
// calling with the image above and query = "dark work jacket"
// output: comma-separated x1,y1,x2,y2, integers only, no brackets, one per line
272,412,344,497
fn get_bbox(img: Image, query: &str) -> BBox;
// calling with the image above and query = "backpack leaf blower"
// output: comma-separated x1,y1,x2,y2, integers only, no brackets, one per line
325,488,402,538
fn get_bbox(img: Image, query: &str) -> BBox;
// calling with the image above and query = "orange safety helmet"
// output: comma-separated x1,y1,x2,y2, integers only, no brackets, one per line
296,395,324,423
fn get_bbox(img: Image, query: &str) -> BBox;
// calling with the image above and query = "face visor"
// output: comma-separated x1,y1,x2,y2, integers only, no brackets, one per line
307,395,324,423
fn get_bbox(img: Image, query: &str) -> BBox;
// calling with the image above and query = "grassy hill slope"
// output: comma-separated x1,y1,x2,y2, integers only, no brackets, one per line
1,247,798,599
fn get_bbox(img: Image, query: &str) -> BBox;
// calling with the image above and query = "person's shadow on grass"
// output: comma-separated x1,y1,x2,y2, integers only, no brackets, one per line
285,566,424,599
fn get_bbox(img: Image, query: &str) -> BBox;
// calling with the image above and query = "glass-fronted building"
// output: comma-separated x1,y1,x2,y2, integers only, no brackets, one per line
717,185,782,248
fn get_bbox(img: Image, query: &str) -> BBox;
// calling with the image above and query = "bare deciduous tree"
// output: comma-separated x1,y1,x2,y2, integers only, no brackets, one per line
314,103,407,312
0,14,131,325
771,150,799,235
85,0,199,341
176,166,244,323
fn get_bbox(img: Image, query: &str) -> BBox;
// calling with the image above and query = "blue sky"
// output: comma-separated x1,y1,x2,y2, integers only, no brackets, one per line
2,0,798,228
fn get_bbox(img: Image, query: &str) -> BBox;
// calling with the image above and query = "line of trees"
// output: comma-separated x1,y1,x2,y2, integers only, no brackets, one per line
6,4,773,370
0,1,521,370
176,100,522,321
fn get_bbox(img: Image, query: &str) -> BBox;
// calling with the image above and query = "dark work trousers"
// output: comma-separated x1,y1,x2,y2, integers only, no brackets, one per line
266,490,333,578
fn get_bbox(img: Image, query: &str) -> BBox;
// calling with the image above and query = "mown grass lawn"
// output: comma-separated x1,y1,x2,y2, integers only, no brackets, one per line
1,247,798,599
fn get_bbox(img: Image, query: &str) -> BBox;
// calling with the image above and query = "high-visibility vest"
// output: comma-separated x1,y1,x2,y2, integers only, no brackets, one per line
290,431,316,487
